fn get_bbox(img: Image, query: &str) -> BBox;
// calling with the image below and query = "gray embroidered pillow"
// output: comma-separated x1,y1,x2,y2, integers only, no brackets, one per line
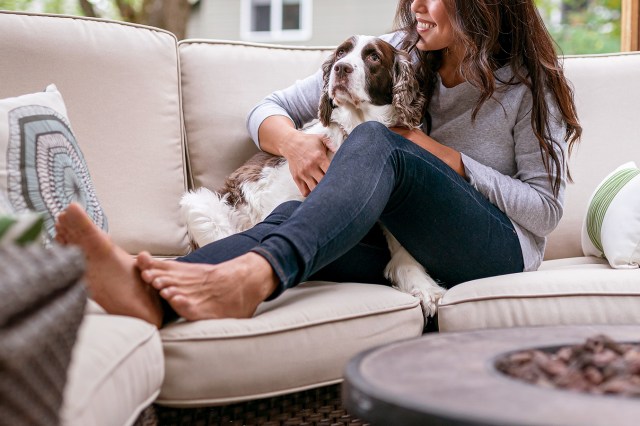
0,84,107,245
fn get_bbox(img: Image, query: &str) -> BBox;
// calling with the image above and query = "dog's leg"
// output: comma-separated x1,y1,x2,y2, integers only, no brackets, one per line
381,227,447,321
179,188,237,248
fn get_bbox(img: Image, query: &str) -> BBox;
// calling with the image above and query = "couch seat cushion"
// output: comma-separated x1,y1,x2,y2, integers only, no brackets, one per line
60,307,164,426
438,256,640,332
157,281,423,407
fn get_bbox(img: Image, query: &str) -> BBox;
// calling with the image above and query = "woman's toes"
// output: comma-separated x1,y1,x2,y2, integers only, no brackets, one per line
55,228,67,244
136,251,154,270
159,286,176,298
140,269,155,284
171,295,196,320
152,275,172,290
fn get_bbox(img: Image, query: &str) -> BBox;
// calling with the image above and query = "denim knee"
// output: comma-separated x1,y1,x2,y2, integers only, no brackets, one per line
346,121,391,144
340,121,399,156
263,200,302,224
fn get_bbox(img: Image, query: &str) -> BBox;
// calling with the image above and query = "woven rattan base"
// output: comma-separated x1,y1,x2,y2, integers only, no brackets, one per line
147,384,368,426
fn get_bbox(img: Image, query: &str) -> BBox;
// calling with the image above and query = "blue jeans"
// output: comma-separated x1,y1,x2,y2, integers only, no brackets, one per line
179,122,524,299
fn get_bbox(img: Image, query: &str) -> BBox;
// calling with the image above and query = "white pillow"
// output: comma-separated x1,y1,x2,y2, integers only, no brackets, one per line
581,161,640,268
0,85,107,244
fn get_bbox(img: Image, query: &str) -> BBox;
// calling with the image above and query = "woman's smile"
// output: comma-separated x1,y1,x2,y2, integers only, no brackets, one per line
416,19,436,32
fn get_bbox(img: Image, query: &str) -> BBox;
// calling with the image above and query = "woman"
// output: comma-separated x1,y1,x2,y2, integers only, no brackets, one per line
56,0,581,328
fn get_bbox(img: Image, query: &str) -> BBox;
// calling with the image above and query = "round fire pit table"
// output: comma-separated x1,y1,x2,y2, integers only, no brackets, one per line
343,324,640,426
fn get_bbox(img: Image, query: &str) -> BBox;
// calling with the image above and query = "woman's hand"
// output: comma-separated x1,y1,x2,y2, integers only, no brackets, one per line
279,131,332,196
258,115,332,196
390,126,467,178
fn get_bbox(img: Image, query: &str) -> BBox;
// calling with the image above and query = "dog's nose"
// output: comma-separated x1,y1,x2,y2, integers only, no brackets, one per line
334,62,353,77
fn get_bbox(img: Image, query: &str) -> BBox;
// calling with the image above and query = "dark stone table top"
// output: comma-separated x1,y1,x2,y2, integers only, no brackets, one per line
343,325,640,426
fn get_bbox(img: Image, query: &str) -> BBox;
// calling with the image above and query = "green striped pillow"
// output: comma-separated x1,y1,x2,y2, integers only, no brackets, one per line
581,162,640,269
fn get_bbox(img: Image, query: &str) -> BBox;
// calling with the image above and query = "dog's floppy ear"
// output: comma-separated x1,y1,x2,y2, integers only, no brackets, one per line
318,53,336,127
392,50,425,129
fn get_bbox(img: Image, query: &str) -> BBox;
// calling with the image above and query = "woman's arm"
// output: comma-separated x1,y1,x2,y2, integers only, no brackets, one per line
459,92,567,238
246,69,332,196
390,127,467,178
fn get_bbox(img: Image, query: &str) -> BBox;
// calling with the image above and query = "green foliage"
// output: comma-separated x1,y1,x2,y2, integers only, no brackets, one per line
536,0,621,54
0,0,35,9
0,0,118,18
0,0,80,14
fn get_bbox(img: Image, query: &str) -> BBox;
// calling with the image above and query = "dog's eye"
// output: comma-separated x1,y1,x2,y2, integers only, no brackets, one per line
336,49,346,58
369,53,380,62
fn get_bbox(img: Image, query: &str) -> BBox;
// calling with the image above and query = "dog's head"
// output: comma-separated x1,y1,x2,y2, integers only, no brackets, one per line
318,35,424,129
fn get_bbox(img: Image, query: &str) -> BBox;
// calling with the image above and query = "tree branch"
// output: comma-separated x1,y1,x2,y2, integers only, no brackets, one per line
78,0,98,18
115,0,138,22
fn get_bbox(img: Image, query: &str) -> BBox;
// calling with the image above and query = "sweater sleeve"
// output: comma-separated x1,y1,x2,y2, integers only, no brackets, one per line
461,90,567,237
246,69,324,149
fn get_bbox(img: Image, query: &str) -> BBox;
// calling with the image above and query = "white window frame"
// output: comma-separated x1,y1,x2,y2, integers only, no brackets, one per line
240,0,313,42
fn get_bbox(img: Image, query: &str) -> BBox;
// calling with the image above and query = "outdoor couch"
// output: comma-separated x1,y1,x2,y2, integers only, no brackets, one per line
1,10,639,426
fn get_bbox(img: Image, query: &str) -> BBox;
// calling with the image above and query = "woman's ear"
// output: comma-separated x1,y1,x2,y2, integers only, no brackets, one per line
392,50,425,129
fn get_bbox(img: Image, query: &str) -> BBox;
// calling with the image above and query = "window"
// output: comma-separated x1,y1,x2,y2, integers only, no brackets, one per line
241,0,312,42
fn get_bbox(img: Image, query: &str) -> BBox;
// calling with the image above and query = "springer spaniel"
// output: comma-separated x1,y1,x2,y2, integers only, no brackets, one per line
180,35,446,320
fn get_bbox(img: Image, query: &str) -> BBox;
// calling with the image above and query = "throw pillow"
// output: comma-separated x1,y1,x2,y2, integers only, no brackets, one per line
0,84,107,245
581,161,640,269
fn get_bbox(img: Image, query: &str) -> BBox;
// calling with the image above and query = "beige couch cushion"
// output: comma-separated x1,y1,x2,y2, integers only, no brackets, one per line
545,52,640,260
61,308,164,426
179,40,332,191
0,11,189,256
438,256,640,332
157,282,423,407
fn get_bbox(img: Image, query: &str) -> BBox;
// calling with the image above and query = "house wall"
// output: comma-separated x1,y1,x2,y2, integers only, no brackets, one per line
310,0,398,45
188,0,242,40
187,0,399,45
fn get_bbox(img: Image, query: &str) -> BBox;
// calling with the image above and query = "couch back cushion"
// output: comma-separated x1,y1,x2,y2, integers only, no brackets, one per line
179,40,332,191
546,52,640,260
0,11,189,256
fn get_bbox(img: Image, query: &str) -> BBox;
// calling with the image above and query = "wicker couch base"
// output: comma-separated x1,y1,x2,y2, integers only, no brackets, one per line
136,384,368,426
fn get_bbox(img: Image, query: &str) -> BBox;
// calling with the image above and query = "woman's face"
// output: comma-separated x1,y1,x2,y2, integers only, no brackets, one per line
410,0,455,51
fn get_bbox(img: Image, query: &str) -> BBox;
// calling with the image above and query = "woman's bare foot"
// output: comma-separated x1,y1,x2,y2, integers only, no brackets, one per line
136,251,279,321
55,203,163,328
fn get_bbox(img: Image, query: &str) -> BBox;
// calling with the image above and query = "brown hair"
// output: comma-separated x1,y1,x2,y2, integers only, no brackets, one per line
394,0,582,196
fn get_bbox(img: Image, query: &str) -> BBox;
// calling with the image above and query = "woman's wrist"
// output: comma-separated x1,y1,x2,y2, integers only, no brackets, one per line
257,115,298,157
276,127,302,160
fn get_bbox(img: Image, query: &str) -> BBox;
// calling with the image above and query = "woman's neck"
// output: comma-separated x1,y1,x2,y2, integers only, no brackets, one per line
438,45,465,88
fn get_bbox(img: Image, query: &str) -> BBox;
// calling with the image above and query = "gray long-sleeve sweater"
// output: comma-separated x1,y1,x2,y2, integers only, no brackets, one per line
246,33,567,272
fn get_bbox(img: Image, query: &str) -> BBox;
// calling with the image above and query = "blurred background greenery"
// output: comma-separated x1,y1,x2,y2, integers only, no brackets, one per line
537,0,621,54
0,0,623,54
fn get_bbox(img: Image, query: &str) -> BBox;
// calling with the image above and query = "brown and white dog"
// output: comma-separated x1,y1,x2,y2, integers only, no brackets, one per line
180,35,446,319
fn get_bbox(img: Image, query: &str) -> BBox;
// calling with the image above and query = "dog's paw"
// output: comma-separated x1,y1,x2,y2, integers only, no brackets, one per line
408,284,446,319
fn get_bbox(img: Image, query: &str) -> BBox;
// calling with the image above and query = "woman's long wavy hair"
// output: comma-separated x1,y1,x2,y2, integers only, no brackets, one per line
394,0,582,197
